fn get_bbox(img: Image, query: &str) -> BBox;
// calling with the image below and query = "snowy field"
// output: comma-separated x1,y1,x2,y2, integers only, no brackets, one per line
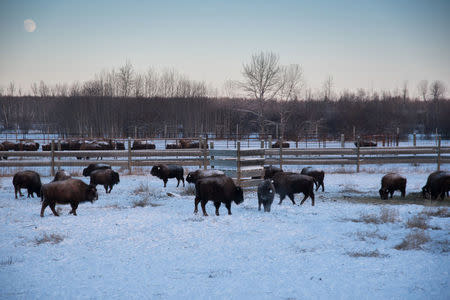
0,169,449,299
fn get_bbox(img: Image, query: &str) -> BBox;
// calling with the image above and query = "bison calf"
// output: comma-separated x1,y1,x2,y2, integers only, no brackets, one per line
272,172,315,206
194,176,243,216
186,169,225,184
151,164,184,187
13,170,42,199
40,179,98,217
90,169,120,193
258,179,275,212
379,173,407,199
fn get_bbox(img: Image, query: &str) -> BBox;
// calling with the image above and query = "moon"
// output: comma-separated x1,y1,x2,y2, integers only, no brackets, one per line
24,19,36,32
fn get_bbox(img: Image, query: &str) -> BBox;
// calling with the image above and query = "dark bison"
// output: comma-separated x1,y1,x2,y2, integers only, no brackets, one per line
179,140,202,149
272,141,290,148
354,140,377,147
90,169,120,193
263,166,283,180
301,167,325,192
53,170,71,182
272,172,315,206
82,164,111,177
151,164,184,187
2,141,19,151
257,179,275,212
40,179,98,217
115,141,125,150
166,143,182,149
186,169,225,184
13,170,42,199
194,176,243,216
132,140,156,150
21,141,39,151
379,173,407,199
422,171,450,200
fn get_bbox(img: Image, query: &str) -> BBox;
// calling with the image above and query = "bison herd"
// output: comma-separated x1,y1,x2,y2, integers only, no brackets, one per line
9,162,450,218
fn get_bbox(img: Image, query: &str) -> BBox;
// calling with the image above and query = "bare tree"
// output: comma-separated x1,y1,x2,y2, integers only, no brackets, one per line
240,51,282,135
144,68,159,97
134,73,144,97
429,80,446,100
417,80,428,101
117,61,134,97
69,81,81,97
223,79,240,98
31,82,39,96
401,81,408,104
322,75,333,100
39,81,49,97
7,81,15,96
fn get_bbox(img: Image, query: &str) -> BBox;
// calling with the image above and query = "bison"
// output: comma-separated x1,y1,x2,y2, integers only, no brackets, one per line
272,141,290,148
379,173,407,199
151,164,184,187
272,172,315,206
90,169,120,193
257,179,275,212
52,170,71,182
132,140,156,150
186,169,225,184
422,171,450,200
354,140,377,147
82,163,111,177
263,166,283,180
40,179,98,217
301,167,325,192
166,143,182,149
12,170,42,199
194,176,244,216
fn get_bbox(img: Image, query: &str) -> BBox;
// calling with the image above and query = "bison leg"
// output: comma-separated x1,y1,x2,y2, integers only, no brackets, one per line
181,177,185,187
401,188,406,198
194,197,200,214
69,203,78,216
49,203,59,217
288,193,296,205
390,191,394,198
109,185,113,193
300,193,308,205
14,187,19,199
258,200,261,211
225,202,232,215
214,202,221,216
104,185,108,193
201,200,208,217
163,179,168,188
278,194,286,205
321,181,325,192
40,201,49,217
27,189,33,198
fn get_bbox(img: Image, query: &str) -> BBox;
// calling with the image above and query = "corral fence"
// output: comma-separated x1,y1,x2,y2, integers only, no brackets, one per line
1,138,449,188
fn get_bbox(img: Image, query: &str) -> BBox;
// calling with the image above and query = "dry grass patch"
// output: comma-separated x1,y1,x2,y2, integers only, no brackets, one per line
349,207,399,224
346,250,389,258
133,182,150,195
132,194,162,208
421,208,450,218
0,257,13,266
395,230,430,250
354,230,388,241
180,185,196,196
406,215,430,230
34,233,65,245
69,170,81,177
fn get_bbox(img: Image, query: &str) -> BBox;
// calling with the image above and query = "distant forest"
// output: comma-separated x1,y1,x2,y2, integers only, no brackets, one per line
0,95,449,139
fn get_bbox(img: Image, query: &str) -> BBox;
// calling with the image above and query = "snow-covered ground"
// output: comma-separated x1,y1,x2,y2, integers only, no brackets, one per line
0,171,449,299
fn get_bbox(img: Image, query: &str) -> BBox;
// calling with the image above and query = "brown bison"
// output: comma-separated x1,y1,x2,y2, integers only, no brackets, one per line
379,173,407,199
132,140,156,150
272,141,290,148
186,169,225,184
301,167,325,192
263,166,283,180
258,179,275,212
166,143,182,149
422,171,450,200
194,176,244,216
40,179,98,217
151,164,184,187
115,141,125,150
354,140,377,147
13,170,42,199
82,163,111,177
52,170,71,182
2,141,19,151
90,169,120,193
21,141,39,151
272,172,315,206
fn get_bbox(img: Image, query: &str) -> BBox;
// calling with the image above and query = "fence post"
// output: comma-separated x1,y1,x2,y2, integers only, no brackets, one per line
203,139,207,170
396,127,400,147
356,136,360,173
279,137,283,170
237,141,241,186
413,133,416,147
341,134,345,148
127,137,132,174
57,140,62,170
210,142,214,169
50,139,55,176
268,135,272,160
437,136,441,171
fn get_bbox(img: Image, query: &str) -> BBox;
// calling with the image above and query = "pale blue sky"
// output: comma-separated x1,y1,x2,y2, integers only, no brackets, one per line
1,0,449,96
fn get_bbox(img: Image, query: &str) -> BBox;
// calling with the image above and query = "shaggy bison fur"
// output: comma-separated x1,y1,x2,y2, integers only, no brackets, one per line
151,164,184,187
40,179,98,217
272,172,315,206
257,179,275,212
263,166,284,180
52,170,71,182
194,176,244,216
379,173,407,199
82,163,111,177
90,169,120,193
13,170,42,199
186,169,225,184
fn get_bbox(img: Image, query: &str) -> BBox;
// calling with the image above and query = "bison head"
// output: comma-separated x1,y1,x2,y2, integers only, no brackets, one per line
234,187,244,205
379,188,389,200
86,185,98,202
421,185,430,199
186,172,195,184
150,165,162,177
